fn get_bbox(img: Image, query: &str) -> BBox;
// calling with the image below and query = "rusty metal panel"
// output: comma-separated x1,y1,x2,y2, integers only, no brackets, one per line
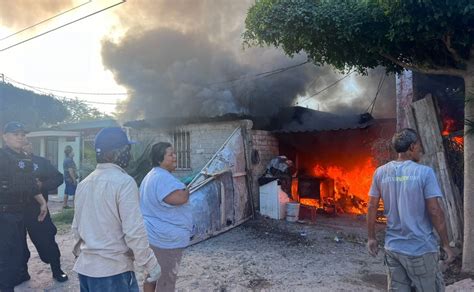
188,127,252,244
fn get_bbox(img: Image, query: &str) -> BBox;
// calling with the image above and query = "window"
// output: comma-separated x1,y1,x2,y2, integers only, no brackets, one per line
173,130,191,169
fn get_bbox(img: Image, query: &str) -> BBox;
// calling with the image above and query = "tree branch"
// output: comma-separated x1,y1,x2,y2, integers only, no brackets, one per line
442,34,465,64
380,53,466,77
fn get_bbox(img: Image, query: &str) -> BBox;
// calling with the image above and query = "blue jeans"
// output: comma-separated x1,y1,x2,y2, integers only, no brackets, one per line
78,271,139,292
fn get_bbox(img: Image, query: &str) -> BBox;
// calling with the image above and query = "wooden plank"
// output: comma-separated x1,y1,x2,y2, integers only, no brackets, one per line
411,94,463,244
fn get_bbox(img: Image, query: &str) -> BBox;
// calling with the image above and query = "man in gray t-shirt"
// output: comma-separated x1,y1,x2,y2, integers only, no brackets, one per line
367,128,455,292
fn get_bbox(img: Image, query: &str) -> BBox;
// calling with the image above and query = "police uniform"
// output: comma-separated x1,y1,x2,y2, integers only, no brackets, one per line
0,147,40,292
22,154,67,282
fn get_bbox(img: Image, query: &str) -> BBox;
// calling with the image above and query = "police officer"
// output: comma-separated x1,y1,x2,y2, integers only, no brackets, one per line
0,122,48,292
22,141,68,282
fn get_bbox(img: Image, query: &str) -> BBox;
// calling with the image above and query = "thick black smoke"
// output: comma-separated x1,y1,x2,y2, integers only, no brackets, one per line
102,0,395,121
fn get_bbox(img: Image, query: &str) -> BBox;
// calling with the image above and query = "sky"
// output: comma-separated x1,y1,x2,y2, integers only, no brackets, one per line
0,0,126,114
0,0,395,119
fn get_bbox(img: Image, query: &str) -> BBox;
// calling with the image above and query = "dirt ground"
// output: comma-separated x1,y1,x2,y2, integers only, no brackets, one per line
15,201,474,291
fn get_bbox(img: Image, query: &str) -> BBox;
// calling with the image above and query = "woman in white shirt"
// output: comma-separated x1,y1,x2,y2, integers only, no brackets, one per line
140,142,192,292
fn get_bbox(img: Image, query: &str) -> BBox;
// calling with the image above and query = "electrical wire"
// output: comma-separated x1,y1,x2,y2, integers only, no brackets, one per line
365,73,386,114
2,76,118,106
0,0,92,42
0,0,125,52
1,59,311,97
207,60,310,87
298,71,355,104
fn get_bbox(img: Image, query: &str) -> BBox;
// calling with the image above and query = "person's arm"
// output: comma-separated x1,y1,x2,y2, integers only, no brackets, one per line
118,179,159,274
33,194,48,221
71,212,83,257
39,158,64,191
163,188,190,205
426,197,455,263
68,168,78,185
367,195,380,256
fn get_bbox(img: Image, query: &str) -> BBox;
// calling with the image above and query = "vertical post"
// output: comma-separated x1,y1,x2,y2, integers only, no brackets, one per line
396,70,415,130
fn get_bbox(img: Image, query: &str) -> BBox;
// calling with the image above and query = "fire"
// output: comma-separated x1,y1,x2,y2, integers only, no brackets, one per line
297,158,375,215
442,118,464,146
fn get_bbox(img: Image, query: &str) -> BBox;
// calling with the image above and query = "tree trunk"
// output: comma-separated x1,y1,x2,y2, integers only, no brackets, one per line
462,71,474,273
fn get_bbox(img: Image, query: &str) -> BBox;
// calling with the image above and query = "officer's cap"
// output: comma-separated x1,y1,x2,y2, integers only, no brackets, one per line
3,121,29,134
94,127,136,154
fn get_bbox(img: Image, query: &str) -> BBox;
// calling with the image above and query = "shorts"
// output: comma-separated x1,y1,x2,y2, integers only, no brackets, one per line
65,182,77,196
384,249,445,292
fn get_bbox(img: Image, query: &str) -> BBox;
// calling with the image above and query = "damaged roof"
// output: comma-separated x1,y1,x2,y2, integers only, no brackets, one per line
124,113,250,129
124,106,374,133
262,106,374,133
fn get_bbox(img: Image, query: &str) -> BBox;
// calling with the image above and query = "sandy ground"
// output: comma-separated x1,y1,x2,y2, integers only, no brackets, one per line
14,200,474,291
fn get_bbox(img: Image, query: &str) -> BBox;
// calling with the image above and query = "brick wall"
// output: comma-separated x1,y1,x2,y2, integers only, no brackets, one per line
249,130,279,209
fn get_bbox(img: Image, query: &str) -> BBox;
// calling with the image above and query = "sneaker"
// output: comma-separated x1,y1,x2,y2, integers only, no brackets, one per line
52,268,68,282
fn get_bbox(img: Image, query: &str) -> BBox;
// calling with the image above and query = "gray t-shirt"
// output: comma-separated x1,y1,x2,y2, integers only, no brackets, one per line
369,160,443,256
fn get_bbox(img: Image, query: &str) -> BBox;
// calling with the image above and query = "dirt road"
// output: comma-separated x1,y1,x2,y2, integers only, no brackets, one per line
15,201,472,291
16,205,389,291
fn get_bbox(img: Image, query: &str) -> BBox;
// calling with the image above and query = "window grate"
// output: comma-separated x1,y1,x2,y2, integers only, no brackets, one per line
173,130,191,169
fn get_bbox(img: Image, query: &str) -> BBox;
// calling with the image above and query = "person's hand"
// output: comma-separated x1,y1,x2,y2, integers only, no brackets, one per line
442,245,456,265
146,264,162,283
367,239,379,257
38,203,48,222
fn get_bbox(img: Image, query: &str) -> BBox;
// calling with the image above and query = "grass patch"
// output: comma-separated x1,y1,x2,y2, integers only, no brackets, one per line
51,208,74,234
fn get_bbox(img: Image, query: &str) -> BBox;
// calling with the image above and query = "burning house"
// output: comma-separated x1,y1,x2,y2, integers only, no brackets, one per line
124,106,396,243
258,107,395,219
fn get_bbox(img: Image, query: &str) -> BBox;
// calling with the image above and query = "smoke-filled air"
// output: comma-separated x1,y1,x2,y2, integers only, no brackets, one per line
10,0,392,121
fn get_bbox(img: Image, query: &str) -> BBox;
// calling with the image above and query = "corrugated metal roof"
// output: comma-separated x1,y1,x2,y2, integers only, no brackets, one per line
267,107,373,133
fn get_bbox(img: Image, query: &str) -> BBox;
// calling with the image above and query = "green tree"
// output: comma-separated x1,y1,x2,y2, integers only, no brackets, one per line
60,98,111,123
0,82,69,128
244,0,474,272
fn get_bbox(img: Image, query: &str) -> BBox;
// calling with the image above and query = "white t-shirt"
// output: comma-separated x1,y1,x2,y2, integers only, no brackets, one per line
139,167,193,249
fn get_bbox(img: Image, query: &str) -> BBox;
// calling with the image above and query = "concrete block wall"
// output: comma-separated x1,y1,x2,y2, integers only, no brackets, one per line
250,130,279,209
128,120,248,179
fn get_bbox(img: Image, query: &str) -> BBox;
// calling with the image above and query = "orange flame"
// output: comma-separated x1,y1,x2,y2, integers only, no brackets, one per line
442,118,464,146
296,158,375,215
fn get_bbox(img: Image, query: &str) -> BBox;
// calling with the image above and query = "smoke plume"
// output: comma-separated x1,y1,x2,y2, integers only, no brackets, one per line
0,1,73,29
102,0,395,121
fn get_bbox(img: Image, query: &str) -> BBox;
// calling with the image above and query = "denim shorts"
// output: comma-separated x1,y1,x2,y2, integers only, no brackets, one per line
78,271,139,292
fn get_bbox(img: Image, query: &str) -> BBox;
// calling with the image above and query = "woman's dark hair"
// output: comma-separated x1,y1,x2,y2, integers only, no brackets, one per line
64,145,73,157
151,142,172,167
391,128,419,153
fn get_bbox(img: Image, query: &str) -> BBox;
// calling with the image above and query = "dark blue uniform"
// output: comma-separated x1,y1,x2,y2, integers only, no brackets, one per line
22,154,64,277
0,147,40,292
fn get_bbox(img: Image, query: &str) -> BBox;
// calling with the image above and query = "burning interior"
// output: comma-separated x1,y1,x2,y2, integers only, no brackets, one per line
266,109,396,219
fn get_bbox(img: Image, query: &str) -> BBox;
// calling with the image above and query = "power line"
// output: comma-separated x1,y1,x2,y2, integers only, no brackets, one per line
3,75,124,99
366,73,386,114
2,76,118,106
299,71,355,104
1,59,311,97
0,0,92,42
207,60,310,87
1,58,313,107
0,0,125,52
